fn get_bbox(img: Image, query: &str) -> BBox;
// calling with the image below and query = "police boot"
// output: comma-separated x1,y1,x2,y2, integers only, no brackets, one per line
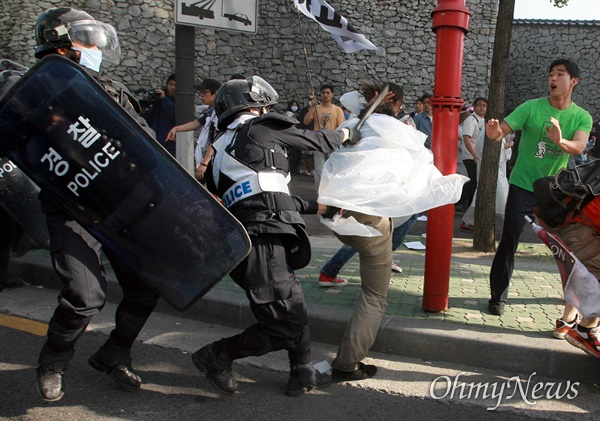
0,273,25,290
36,367,65,402
285,367,332,397
192,343,237,396
88,341,141,391
36,312,88,402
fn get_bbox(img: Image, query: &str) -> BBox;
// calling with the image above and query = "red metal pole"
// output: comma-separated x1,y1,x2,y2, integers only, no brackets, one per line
423,0,470,312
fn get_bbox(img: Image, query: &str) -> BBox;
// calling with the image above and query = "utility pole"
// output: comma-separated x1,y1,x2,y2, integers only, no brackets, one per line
174,24,196,174
423,0,471,312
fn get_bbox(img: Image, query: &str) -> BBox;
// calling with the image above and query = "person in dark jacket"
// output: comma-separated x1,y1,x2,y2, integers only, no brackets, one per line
142,73,176,155
192,76,358,397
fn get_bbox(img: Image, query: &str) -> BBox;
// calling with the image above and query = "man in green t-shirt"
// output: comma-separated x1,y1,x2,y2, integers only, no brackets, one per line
484,58,593,316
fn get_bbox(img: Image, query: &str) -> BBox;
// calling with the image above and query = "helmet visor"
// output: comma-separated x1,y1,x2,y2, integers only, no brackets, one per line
249,76,279,105
68,20,120,64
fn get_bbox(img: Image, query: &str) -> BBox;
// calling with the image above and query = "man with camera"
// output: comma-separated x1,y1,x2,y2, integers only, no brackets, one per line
142,74,176,156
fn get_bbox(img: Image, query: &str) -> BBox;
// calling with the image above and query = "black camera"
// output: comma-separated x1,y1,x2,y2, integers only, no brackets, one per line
135,88,161,110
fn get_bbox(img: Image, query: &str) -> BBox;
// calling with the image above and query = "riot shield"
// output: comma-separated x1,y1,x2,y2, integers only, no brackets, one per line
0,55,250,311
0,157,50,251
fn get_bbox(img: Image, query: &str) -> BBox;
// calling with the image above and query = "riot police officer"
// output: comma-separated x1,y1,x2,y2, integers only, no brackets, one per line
192,76,358,396
0,208,24,290
32,7,160,402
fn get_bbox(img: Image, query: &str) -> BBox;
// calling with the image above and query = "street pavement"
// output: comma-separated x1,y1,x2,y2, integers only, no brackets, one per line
3,286,597,420
3,173,599,392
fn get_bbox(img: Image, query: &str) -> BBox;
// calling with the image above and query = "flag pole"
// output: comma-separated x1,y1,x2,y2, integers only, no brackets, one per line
295,4,321,129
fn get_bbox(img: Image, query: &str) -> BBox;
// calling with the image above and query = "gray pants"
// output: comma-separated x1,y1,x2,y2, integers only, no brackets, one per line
332,212,392,372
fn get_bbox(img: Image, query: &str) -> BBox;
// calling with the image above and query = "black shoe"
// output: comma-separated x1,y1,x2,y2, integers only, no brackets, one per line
331,362,377,383
285,371,332,397
0,275,25,290
36,367,65,402
192,345,237,396
89,350,141,391
488,301,506,316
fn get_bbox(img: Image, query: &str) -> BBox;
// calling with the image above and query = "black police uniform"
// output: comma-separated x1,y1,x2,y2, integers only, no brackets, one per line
204,112,344,383
38,70,160,371
0,206,16,286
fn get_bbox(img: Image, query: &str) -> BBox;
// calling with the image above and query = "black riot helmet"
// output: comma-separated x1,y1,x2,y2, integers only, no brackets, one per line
215,76,279,130
34,7,121,64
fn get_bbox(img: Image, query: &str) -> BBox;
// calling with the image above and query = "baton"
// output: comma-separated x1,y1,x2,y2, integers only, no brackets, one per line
355,84,390,131
344,84,390,145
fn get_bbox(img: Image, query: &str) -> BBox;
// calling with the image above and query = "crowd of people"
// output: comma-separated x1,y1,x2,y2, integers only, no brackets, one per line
1,5,599,405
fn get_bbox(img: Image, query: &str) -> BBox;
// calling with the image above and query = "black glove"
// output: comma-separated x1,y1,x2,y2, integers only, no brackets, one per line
343,128,361,146
322,205,341,219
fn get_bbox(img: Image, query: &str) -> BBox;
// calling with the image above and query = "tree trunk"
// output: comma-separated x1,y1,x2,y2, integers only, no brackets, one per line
472,0,515,252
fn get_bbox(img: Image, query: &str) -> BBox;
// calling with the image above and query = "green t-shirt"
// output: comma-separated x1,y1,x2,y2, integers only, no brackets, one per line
505,97,592,191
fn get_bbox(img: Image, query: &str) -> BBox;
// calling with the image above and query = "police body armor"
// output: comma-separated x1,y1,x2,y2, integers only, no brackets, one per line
210,113,311,269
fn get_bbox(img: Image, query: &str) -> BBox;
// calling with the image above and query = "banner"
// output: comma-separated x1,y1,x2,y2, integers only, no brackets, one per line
525,216,600,317
293,0,378,53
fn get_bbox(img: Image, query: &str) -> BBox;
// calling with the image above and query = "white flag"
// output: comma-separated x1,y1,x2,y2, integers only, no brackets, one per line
293,0,378,53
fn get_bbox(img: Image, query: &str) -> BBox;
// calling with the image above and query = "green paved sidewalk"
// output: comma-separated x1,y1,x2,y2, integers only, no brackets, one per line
216,236,564,338
21,235,565,338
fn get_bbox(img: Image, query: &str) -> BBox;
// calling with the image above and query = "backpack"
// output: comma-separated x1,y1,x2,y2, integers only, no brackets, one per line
533,159,600,228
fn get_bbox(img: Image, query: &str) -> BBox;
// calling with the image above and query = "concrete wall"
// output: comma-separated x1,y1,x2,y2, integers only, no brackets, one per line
507,20,600,119
2,1,598,120
1,0,497,113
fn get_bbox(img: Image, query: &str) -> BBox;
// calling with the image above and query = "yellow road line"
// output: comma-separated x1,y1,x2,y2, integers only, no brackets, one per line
0,314,47,336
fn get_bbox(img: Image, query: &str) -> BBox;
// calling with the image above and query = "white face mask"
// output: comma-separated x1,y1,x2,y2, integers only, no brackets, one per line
72,48,103,72
291,106,298,113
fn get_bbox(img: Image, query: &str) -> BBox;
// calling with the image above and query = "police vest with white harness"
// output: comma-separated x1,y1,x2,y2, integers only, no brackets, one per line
211,113,296,212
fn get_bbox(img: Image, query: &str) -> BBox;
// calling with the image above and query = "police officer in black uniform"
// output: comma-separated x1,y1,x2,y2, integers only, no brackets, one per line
0,208,24,290
0,69,27,291
31,7,160,402
192,76,359,397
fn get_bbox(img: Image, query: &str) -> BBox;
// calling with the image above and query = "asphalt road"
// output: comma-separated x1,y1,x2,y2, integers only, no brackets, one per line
0,325,548,421
1,285,597,421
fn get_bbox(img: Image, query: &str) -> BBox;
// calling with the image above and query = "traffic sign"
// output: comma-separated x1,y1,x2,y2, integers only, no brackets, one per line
175,0,258,34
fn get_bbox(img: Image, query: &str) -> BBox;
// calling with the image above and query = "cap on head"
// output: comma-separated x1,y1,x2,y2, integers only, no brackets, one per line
195,78,222,93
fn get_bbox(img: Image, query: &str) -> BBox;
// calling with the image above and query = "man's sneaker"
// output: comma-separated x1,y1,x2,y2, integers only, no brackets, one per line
36,367,65,402
459,223,475,233
89,350,141,391
192,344,237,396
332,362,377,383
553,318,577,339
391,262,402,273
318,273,348,287
488,301,505,316
285,371,332,397
566,325,600,358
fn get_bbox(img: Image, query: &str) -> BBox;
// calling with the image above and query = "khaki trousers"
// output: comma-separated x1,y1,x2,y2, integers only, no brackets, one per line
556,223,600,278
332,212,392,372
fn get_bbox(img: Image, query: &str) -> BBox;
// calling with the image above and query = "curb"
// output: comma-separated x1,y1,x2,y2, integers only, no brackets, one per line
9,250,598,385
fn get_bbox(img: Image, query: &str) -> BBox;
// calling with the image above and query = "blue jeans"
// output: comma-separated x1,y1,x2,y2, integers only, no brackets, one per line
321,214,418,277
489,184,536,303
